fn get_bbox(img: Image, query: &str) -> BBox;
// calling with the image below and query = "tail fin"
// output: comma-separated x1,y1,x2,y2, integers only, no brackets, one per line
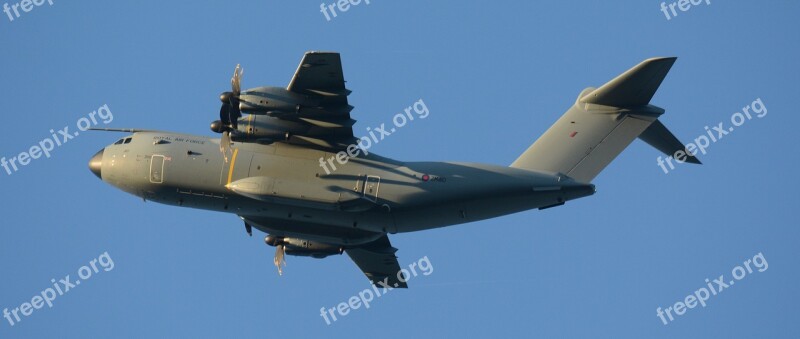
511,57,699,182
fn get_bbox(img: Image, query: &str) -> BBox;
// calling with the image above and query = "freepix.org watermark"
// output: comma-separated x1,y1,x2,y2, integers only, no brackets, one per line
319,0,370,22
657,98,766,174
3,0,54,22
656,252,768,325
1,104,113,176
319,255,433,325
659,0,711,21
318,98,429,175
3,251,115,327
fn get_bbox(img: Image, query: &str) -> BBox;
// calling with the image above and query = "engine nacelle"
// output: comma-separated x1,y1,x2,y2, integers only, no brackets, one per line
264,235,343,259
238,86,307,114
233,115,307,142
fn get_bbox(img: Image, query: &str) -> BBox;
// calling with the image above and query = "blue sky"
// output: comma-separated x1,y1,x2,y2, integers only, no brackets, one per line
1,1,797,338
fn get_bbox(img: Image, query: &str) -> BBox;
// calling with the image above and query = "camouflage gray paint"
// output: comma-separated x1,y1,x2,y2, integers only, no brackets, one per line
88,52,697,288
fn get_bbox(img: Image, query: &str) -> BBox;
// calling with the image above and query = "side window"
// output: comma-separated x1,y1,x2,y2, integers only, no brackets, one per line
114,139,124,145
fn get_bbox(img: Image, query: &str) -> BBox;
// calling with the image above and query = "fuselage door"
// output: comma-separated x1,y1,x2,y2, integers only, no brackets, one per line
150,155,165,184
363,175,380,202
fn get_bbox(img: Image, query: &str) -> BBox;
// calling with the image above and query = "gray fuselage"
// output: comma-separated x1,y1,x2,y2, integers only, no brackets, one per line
91,131,594,246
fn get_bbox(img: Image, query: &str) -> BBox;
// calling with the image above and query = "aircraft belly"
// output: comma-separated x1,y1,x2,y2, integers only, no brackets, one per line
391,191,554,232
243,216,385,246
227,176,368,211
381,163,595,232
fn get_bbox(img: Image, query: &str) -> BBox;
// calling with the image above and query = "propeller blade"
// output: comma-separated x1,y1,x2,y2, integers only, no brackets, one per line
274,244,286,276
231,64,242,95
216,64,245,162
220,131,231,163
230,65,243,128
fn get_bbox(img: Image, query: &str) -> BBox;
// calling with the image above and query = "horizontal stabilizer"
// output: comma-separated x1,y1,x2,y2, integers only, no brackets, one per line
638,119,701,164
580,57,676,107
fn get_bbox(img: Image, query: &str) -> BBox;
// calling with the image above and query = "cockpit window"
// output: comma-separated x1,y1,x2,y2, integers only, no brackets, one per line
114,138,124,145
123,137,132,144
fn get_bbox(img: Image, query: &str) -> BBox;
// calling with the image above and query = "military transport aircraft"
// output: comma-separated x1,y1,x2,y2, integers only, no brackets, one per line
88,52,699,288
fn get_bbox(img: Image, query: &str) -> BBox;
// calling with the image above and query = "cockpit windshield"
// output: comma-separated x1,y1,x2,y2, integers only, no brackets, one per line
113,136,133,145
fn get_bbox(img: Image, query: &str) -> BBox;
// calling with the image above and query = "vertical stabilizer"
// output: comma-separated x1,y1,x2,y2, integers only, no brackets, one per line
511,57,698,182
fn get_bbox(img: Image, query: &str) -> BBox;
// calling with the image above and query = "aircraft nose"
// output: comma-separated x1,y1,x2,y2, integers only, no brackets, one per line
88,149,104,179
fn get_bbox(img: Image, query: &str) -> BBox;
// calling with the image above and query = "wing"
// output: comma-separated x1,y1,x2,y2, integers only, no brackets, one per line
288,52,348,97
346,235,409,289
283,51,356,149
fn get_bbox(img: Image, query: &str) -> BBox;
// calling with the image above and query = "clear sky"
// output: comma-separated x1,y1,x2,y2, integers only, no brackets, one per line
1,1,797,338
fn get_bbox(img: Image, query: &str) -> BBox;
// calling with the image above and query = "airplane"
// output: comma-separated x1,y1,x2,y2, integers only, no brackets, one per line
88,52,700,288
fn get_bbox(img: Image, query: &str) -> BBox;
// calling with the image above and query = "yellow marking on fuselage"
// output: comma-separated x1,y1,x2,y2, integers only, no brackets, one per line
226,148,239,186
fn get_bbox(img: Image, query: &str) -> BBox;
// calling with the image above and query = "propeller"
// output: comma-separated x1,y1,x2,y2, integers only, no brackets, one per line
215,64,244,162
274,244,286,276
265,235,287,276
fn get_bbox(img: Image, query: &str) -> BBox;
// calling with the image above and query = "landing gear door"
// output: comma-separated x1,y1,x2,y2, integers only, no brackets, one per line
363,175,380,202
